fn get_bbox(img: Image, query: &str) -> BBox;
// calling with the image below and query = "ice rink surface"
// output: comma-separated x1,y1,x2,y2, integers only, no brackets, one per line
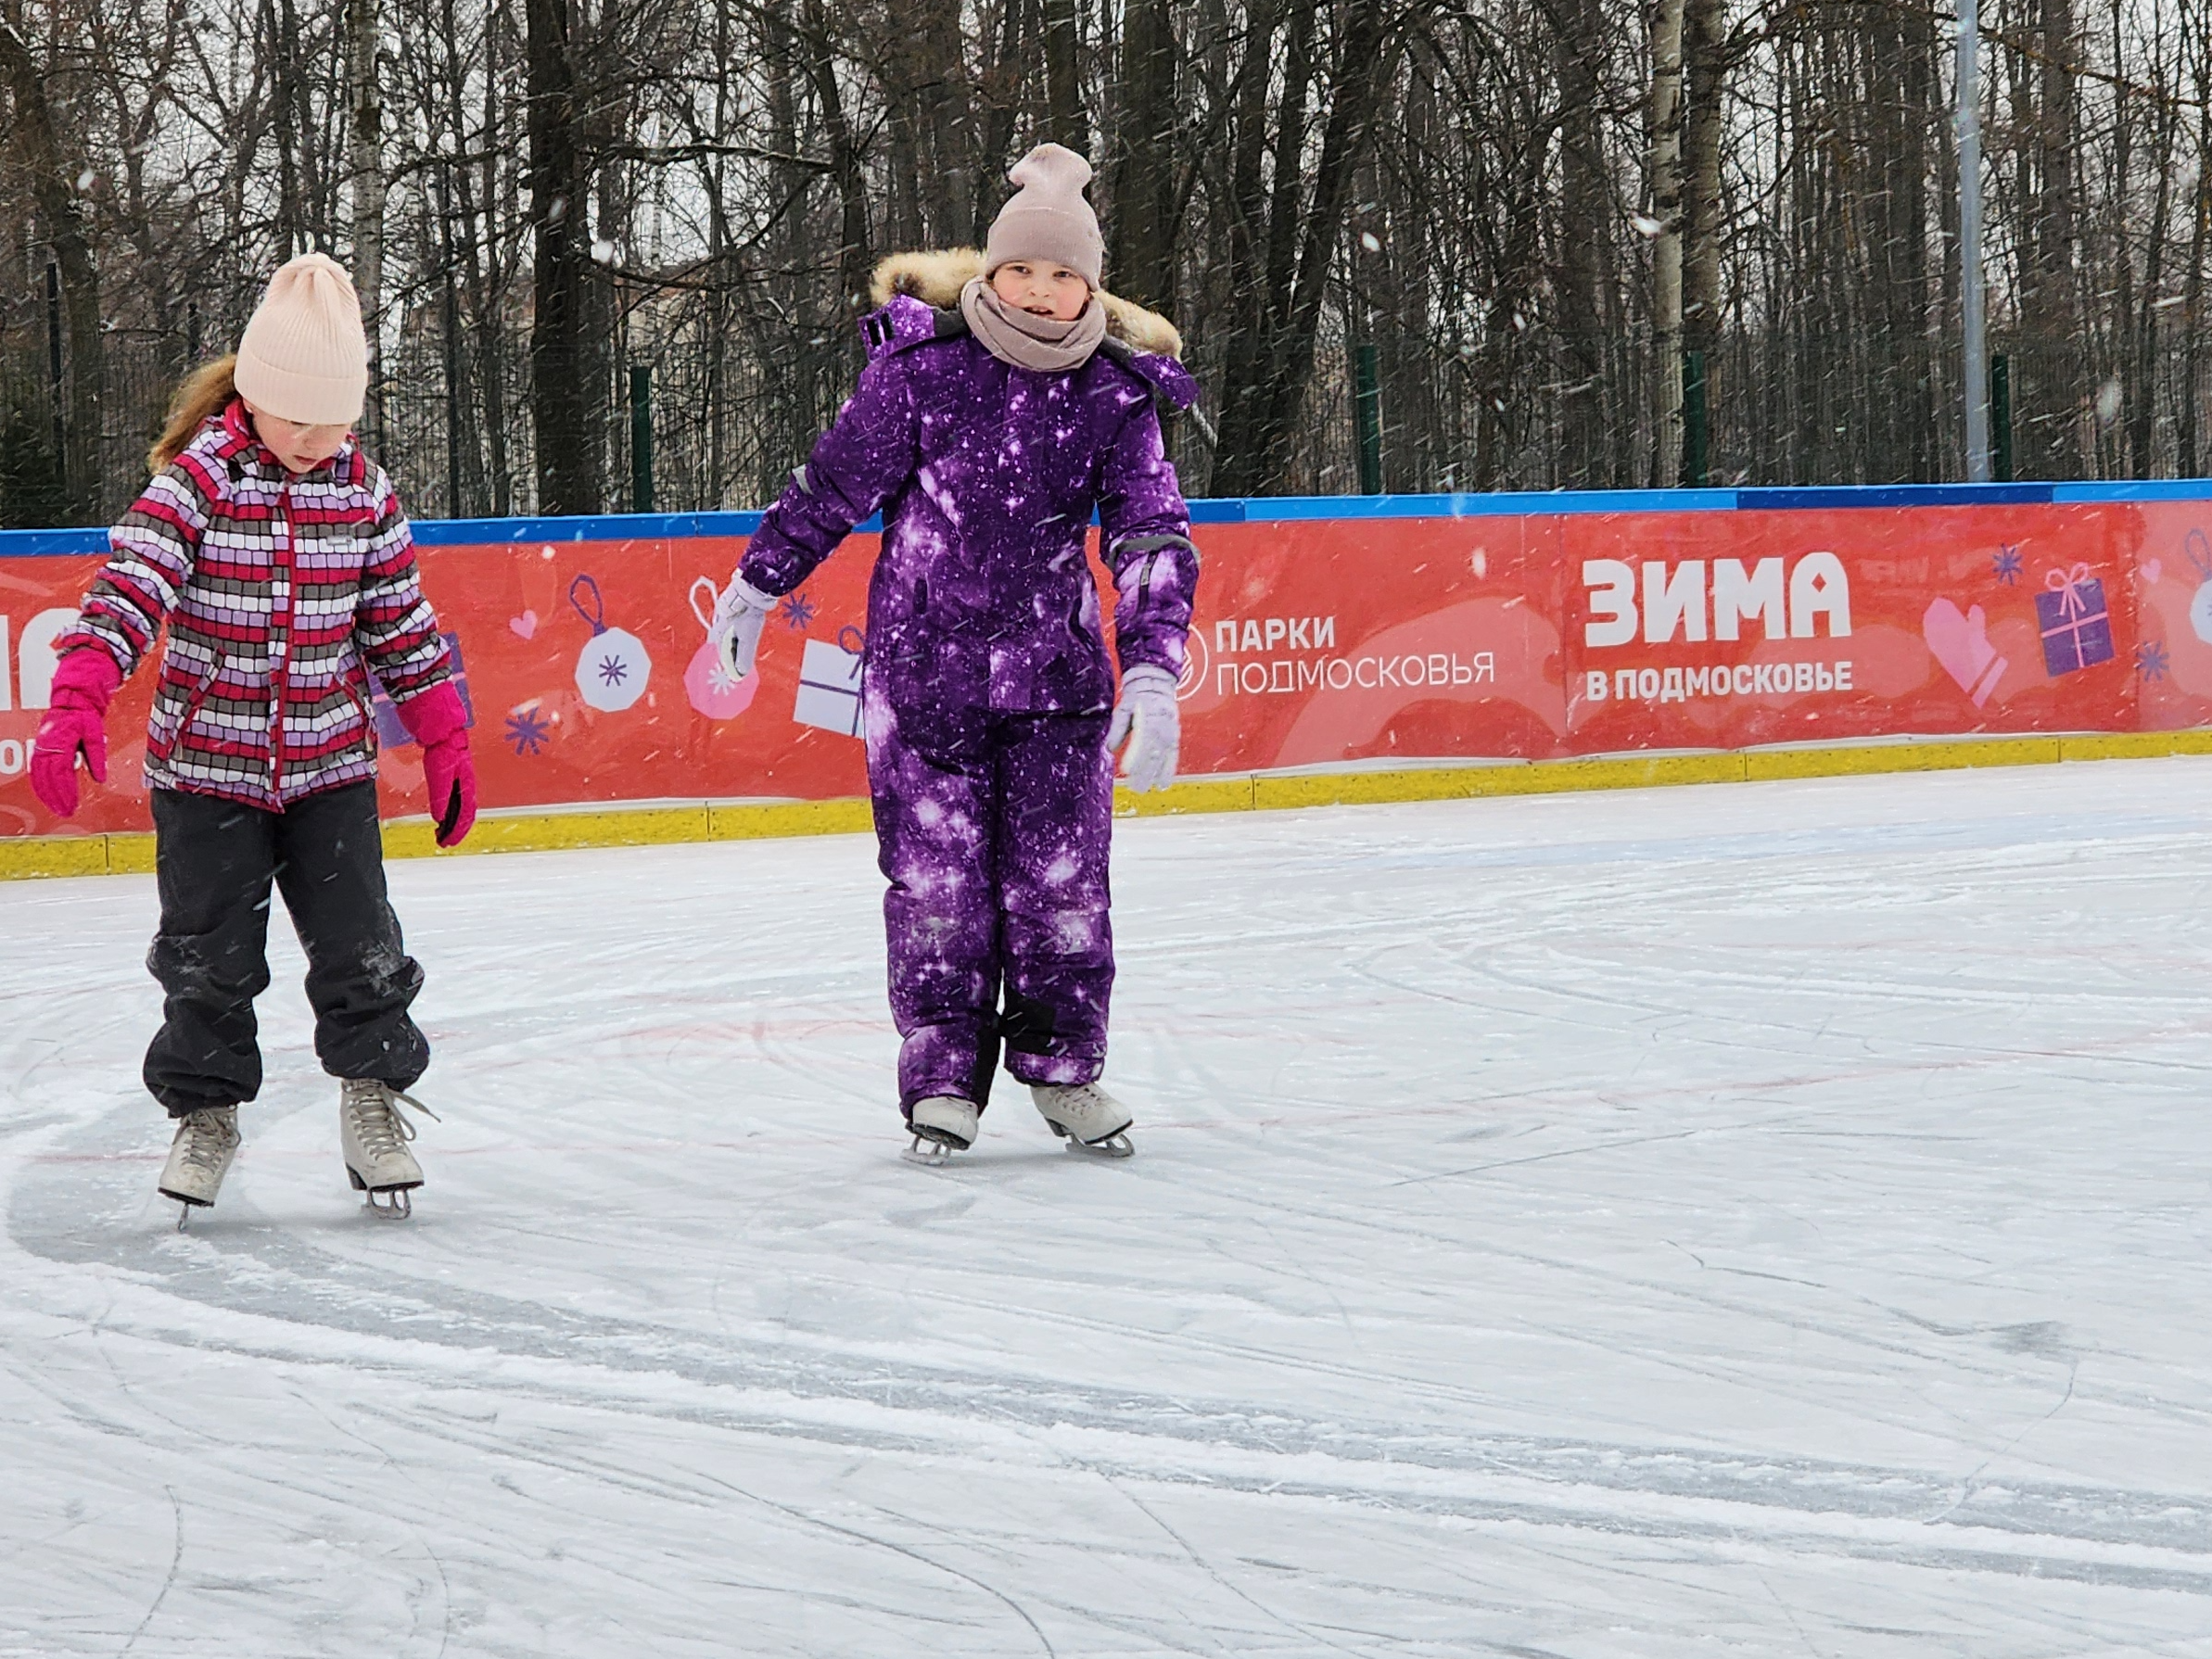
6,758,2212,1655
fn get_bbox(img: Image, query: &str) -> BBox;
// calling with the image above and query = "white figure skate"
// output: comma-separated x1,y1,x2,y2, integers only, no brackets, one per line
159,1106,241,1228
339,1079,436,1217
905,1096,979,1166
1030,1083,1134,1158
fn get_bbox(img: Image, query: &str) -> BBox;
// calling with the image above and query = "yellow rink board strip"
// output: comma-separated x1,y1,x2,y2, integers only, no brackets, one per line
9,728,2212,880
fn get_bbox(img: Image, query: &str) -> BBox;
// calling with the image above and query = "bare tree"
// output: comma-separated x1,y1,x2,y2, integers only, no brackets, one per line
6,0,2210,526
0,14,105,518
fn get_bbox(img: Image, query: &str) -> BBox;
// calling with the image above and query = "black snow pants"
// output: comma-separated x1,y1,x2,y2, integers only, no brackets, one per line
144,782,429,1117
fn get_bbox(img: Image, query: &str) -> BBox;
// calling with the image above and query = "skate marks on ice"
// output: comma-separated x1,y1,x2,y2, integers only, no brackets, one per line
16,1094,2212,1596
10,768,2212,1652
17,1103,2212,1659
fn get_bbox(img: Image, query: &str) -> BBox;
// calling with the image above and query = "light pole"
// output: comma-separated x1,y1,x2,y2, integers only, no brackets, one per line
1959,0,1990,482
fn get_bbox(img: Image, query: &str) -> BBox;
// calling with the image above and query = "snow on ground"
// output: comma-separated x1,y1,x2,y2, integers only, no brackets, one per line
5,758,2212,1655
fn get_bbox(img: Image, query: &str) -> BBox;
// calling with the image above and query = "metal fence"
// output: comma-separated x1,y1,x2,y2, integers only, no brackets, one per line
8,297,2209,528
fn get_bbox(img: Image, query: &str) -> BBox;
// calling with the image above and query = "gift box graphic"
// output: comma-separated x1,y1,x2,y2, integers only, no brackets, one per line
371,630,474,747
2033,564,2114,677
792,627,865,738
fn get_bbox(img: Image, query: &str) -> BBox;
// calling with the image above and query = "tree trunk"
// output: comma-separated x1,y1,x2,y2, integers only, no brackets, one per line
973,0,1030,239
1553,0,1608,488
479,13,513,517
2126,64,2179,477
916,0,973,242
1648,0,1686,487
2028,0,2080,477
1680,0,1724,361
1892,5,1935,482
1209,0,1406,497
1108,0,1178,314
347,0,385,453
526,0,602,514
2182,26,2210,478
0,18,105,521
1045,0,1088,155
803,0,875,332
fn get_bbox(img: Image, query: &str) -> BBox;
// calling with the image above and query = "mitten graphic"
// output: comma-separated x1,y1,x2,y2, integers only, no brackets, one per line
1923,598,2007,707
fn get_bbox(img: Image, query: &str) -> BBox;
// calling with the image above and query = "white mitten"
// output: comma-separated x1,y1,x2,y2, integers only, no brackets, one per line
1106,663,1180,792
711,574,779,678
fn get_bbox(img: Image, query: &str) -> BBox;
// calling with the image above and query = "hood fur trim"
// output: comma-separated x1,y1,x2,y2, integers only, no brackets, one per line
871,249,1183,360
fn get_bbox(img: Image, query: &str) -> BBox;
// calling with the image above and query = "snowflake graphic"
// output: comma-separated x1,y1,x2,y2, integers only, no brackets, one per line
1992,545,2023,586
781,589,818,632
2136,640,2170,681
504,706,552,756
597,653,629,687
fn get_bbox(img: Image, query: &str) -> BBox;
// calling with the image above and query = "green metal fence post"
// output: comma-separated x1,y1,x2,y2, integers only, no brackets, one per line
1353,341,1383,495
1990,353,2013,484
1682,349,1710,488
629,365,654,514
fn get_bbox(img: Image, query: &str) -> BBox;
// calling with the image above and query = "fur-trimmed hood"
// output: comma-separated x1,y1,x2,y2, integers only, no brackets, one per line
870,249,1184,360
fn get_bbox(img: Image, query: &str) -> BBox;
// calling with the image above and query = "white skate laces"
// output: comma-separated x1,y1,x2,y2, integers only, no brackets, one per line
339,1079,437,1218
1030,1083,1135,1158
159,1105,242,1229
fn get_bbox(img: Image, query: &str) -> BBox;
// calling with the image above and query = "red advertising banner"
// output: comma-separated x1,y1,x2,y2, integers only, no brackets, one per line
1,496,2206,840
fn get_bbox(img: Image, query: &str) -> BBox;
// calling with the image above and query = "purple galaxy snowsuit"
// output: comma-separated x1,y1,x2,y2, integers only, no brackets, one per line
739,293,1200,1114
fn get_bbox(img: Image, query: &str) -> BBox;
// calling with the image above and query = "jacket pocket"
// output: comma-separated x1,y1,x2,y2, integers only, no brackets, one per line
340,674,380,760
147,661,220,764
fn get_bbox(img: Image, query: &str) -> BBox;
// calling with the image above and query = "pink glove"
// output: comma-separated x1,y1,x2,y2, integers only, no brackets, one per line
395,679,477,847
1922,598,2007,707
30,648,123,818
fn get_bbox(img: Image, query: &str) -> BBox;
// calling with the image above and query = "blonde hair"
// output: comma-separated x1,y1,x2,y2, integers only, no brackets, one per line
148,354,239,474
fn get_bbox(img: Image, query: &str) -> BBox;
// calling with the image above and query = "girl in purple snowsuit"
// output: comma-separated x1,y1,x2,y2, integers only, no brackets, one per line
713,145,1199,1160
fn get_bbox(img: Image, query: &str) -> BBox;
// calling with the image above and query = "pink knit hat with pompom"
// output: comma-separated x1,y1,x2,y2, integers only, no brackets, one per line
234,253,368,425
984,145,1104,287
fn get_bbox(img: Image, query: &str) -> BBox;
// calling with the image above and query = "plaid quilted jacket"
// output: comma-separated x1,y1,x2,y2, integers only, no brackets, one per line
58,399,451,809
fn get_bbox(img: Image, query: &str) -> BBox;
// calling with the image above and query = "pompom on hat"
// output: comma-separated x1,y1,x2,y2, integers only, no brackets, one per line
983,144,1104,288
232,252,368,426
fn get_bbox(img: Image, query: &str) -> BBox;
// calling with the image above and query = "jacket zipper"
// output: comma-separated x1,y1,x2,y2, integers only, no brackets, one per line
1131,551,1159,616
270,481,293,797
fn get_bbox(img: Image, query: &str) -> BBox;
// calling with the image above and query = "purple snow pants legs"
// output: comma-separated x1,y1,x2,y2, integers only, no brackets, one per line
865,683,1115,1117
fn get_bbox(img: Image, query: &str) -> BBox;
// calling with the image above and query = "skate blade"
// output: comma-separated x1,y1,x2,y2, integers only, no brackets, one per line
348,1167,421,1217
1044,1119,1135,1159
159,1190,214,1231
902,1134,961,1167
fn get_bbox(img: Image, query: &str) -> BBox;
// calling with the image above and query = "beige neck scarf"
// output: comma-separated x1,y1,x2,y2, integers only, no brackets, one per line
960,277,1109,373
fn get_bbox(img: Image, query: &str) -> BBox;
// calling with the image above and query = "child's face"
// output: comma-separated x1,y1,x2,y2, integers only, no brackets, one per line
243,400,351,475
991,260,1091,323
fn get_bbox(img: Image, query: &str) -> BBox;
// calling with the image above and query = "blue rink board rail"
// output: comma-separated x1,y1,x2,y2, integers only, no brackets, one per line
3,477,2208,559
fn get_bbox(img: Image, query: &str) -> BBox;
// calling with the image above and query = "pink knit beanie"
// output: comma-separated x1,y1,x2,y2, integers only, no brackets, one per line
984,145,1104,287
233,253,368,425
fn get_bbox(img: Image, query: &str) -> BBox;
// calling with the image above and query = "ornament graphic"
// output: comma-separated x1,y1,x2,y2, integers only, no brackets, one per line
2186,529,2212,646
684,576,758,720
568,574,651,712
504,705,553,755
